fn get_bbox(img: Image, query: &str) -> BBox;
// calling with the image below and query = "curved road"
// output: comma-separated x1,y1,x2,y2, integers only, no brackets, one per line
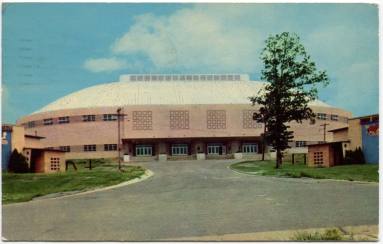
2,160,378,241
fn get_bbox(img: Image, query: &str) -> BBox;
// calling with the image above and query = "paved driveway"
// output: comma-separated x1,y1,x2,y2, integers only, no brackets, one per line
2,160,379,241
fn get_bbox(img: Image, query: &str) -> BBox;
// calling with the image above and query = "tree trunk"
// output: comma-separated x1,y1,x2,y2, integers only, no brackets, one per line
261,143,265,161
276,149,282,168
262,123,266,161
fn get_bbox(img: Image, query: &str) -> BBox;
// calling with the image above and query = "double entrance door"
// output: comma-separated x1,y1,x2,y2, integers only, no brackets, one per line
207,143,226,155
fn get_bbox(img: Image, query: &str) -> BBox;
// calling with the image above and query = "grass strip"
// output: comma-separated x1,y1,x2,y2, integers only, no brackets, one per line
230,160,378,182
2,159,145,204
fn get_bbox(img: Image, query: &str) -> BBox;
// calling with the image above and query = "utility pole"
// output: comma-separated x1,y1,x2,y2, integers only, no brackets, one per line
117,108,122,170
116,108,128,171
320,123,330,142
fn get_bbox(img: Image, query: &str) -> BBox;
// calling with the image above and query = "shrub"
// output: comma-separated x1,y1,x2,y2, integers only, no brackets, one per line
8,149,30,173
344,147,365,164
293,228,344,241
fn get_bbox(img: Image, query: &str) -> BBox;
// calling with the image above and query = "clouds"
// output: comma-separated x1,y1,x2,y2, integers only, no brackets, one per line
86,5,264,73
83,57,127,73
81,3,378,116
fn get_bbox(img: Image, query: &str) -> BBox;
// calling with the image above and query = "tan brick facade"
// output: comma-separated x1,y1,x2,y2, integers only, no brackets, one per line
17,104,351,160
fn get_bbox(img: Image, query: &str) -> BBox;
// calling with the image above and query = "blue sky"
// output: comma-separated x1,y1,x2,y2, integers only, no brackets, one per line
2,3,379,123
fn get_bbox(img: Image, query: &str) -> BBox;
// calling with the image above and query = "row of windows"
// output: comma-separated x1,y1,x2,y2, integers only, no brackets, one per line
316,113,342,121
295,141,307,147
134,143,259,156
25,111,346,129
57,144,118,152
136,145,153,156
129,74,242,82
55,143,259,155
27,114,119,128
171,144,188,155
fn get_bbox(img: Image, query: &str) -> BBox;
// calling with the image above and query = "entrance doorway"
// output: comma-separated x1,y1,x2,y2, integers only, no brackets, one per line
207,143,225,155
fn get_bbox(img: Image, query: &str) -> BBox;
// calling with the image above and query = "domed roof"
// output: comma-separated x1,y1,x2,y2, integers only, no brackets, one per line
35,74,331,113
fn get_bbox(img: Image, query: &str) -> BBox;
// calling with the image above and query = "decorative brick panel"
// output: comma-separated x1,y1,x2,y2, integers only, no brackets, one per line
133,111,152,130
207,110,226,129
243,110,263,129
170,111,189,129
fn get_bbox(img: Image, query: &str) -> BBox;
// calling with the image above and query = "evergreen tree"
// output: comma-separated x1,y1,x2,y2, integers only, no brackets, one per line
250,32,329,168
8,149,30,173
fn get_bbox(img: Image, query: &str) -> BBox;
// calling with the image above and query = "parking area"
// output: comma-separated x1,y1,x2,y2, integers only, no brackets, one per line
2,159,379,241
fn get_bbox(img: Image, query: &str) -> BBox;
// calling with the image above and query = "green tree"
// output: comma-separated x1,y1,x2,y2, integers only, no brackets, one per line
250,32,329,168
8,149,30,173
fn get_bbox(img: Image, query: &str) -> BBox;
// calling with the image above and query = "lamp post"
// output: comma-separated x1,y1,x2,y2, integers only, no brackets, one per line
116,108,128,171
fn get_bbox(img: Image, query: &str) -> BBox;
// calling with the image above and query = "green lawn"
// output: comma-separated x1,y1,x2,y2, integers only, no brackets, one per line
230,160,378,182
2,159,146,204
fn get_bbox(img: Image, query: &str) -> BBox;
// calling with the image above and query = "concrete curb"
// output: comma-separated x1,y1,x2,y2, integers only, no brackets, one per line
228,165,378,185
163,224,378,241
6,169,154,206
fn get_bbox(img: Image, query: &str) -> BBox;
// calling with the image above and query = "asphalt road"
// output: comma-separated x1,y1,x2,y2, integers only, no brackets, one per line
2,160,379,241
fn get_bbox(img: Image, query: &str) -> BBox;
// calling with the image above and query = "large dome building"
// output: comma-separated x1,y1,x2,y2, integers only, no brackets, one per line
17,74,351,161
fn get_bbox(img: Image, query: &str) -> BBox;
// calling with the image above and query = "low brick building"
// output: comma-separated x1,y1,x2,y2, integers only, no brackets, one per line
308,114,378,167
307,142,348,167
1,124,65,173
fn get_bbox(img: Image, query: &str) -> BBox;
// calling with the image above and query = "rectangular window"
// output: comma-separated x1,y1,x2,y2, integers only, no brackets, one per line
84,144,96,152
330,114,339,121
104,144,117,151
313,151,324,165
58,116,70,124
27,121,35,128
295,141,307,147
207,143,222,155
103,114,117,121
135,145,152,156
316,113,327,120
50,157,60,171
171,144,188,155
242,143,258,153
83,115,96,122
43,118,53,126
59,146,70,152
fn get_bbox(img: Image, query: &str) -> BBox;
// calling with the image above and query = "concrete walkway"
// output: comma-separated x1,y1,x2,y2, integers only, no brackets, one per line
2,160,379,241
